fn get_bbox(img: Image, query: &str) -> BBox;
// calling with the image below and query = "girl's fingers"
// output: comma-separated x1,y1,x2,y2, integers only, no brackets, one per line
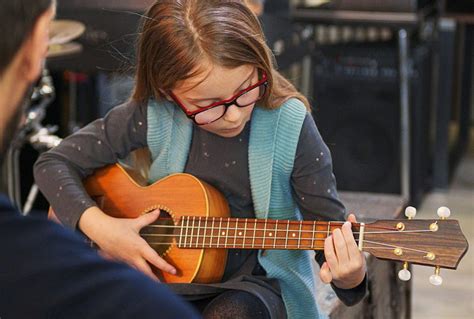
347,213,357,223
134,210,160,230
141,244,177,275
133,258,159,281
332,227,350,265
319,262,332,284
341,221,359,256
324,235,338,269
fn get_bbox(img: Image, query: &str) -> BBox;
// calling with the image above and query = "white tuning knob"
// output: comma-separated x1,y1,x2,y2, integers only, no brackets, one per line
398,268,412,281
429,274,443,286
405,206,417,219
437,206,451,219
429,266,443,286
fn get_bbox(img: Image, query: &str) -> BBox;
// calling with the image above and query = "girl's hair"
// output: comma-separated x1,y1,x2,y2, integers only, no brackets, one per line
132,0,309,110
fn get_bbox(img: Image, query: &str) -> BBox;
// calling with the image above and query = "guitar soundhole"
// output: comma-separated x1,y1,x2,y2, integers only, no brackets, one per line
140,209,175,257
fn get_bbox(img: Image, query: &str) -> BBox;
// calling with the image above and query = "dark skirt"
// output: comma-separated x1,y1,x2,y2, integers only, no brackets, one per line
168,252,287,319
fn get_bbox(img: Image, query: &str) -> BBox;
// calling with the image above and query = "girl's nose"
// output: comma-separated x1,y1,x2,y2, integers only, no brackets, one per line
223,104,241,122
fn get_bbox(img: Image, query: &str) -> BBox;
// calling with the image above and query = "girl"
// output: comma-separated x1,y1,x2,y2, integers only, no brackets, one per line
35,1,367,318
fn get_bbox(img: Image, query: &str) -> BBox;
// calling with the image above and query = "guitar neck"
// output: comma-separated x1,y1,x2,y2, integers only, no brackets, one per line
139,215,467,269
174,216,356,250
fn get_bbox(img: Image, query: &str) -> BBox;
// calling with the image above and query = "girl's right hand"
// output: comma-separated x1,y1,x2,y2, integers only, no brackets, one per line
78,207,177,280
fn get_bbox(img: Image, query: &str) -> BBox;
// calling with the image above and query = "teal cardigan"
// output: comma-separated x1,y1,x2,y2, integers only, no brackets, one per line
147,98,321,319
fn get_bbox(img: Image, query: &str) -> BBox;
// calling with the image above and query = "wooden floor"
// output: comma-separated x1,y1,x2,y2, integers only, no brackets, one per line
412,129,474,319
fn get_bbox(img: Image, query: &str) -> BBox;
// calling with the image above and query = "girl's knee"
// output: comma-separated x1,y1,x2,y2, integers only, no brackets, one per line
203,290,270,319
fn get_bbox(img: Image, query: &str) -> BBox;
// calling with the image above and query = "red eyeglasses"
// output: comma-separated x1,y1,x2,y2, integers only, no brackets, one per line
168,71,268,125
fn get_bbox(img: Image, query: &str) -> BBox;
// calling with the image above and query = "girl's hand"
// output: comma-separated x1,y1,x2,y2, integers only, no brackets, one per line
319,214,366,289
78,207,177,281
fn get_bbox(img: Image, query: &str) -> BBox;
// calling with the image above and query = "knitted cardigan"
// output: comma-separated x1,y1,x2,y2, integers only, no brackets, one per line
147,98,321,319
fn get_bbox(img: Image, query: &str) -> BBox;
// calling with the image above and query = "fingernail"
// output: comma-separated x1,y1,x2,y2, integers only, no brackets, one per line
344,221,351,227
170,268,177,275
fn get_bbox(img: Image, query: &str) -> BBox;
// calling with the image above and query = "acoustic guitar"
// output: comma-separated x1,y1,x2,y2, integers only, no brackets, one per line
49,164,468,285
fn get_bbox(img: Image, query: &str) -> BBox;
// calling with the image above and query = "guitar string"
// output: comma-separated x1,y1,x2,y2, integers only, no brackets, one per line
141,238,433,254
362,239,431,254
141,224,437,235
144,220,400,232
140,234,433,252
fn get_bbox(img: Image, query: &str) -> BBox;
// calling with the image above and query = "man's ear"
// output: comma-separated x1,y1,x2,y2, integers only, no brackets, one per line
21,8,54,82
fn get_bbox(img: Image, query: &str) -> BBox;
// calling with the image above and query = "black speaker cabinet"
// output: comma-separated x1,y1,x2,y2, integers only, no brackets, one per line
295,0,435,12
312,41,432,205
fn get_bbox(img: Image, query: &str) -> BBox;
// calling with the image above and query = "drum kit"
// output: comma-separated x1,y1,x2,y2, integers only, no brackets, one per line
4,19,86,214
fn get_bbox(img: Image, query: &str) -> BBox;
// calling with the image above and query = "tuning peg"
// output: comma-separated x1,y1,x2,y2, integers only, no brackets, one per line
437,206,451,219
405,206,417,219
398,262,411,281
429,266,443,286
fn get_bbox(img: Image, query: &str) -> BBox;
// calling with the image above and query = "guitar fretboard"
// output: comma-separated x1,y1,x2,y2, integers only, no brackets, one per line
175,216,360,250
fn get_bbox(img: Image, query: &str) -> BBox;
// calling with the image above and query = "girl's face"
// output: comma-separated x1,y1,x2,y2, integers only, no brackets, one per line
171,64,258,138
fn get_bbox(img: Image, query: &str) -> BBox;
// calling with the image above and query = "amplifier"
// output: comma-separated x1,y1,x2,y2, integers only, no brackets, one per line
311,41,433,205
296,0,435,12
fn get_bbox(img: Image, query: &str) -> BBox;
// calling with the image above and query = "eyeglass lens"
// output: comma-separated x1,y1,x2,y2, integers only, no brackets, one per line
194,84,265,124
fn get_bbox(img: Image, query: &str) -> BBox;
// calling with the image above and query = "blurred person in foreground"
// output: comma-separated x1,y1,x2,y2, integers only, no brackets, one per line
0,1,199,318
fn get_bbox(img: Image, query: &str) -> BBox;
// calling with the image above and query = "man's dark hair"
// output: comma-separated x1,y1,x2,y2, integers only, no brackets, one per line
0,0,53,74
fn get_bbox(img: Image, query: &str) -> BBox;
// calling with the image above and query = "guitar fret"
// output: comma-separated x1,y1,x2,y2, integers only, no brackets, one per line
210,217,215,248
204,216,209,248
273,220,278,248
297,221,302,248
191,216,197,248
252,219,256,248
233,219,238,248
196,216,202,248
243,218,248,248
218,218,223,248
263,220,268,248
311,222,316,249
184,216,190,248
285,220,290,249
179,217,184,248
225,219,230,248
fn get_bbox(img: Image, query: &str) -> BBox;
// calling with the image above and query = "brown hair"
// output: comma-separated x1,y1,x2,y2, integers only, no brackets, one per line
132,0,309,110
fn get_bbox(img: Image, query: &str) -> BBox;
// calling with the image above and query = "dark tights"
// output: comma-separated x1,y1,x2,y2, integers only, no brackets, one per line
192,291,271,319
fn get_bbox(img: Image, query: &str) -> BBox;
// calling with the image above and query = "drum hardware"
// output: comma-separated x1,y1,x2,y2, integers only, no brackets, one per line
47,42,83,59
48,20,85,59
49,20,86,45
6,69,63,214
5,20,85,214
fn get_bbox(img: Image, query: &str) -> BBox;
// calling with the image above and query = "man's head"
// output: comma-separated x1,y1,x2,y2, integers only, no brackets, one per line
0,0,55,159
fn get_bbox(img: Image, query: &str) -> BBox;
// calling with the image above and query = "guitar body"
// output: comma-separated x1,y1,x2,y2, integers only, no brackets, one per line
50,164,230,284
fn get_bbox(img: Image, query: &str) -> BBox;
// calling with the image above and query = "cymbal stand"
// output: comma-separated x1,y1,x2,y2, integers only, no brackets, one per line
6,68,63,215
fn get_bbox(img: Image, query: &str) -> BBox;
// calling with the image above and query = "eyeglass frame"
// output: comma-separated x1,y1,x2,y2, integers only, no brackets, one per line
168,70,268,125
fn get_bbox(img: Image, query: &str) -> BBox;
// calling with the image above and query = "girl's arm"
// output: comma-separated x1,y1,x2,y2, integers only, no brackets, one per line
291,114,367,305
34,100,176,278
34,100,148,228
291,114,346,221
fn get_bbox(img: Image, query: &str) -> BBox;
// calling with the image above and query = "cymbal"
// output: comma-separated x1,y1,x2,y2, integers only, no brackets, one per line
49,20,85,45
47,42,83,58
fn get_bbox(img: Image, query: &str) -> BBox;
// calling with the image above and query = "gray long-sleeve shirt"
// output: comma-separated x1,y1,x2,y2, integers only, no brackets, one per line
34,100,366,306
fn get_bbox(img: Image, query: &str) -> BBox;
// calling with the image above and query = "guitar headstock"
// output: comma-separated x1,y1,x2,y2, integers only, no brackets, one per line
361,206,469,285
